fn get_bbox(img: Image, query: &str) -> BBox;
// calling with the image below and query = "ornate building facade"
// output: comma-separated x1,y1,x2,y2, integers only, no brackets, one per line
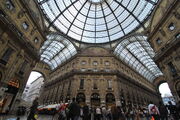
148,0,180,101
0,0,45,113
40,46,160,108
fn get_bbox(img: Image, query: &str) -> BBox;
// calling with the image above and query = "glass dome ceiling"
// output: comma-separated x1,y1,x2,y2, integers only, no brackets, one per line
40,33,77,70
114,35,163,82
38,0,158,43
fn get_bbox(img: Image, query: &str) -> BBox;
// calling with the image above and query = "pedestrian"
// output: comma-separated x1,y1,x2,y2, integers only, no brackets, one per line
111,105,120,120
148,101,160,120
68,97,80,120
95,107,102,120
27,97,39,120
158,101,168,120
167,101,179,120
177,101,180,116
117,106,126,120
101,106,107,120
83,104,89,120
107,107,112,120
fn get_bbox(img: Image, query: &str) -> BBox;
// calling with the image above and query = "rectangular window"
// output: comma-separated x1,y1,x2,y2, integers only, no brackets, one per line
105,61,110,66
34,37,39,43
167,62,177,76
107,80,112,89
0,48,13,65
168,23,175,31
5,0,15,10
93,82,97,89
156,38,162,45
175,33,180,39
93,61,98,66
19,60,28,75
0,10,6,17
79,79,84,89
22,22,29,30
81,61,86,65
68,81,71,90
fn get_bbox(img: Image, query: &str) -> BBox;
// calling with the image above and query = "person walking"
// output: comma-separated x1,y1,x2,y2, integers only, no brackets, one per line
95,107,102,120
83,104,89,120
101,106,107,120
27,97,39,120
111,105,120,120
158,101,168,120
68,98,80,120
167,101,179,120
177,101,180,117
148,101,160,120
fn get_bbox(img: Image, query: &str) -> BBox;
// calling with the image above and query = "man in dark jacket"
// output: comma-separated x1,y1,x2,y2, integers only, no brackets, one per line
158,101,168,120
27,97,38,120
68,98,80,120
168,101,179,120
83,104,89,120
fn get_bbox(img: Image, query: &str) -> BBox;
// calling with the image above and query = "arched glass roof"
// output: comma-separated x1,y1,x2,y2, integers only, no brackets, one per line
38,0,158,43
40,33,77,70
114,35,163,82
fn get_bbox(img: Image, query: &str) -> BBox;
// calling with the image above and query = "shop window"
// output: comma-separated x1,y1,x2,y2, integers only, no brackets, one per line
156,38,162,45
18,60,28,75
0,48,13,65
105,61,110,66
175,33,180,39
5,0,15,10
167,62,177,76
79,79,84,89
93,61,98,66
22,22,29,30
168,23,175,31
34,37,39,43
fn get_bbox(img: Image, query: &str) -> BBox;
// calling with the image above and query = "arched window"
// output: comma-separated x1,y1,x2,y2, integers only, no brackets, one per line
106,93,115,105
76,93,86,103
91,93,100,106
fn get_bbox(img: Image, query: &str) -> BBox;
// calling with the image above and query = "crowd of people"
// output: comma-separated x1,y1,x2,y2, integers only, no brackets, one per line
26,97,180,120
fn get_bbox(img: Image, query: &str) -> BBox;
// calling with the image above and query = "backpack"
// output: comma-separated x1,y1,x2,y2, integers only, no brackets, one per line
151,105,158,114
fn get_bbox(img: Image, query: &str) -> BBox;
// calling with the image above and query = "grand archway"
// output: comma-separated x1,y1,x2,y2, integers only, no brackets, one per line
159,82,175,104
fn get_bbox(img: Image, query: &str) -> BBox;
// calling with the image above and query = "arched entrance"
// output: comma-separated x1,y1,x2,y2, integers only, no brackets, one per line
76,93,85,106
106,93,115,106
159,82,175,104
91,93,100,107
0,78,19,113
22,71,44,103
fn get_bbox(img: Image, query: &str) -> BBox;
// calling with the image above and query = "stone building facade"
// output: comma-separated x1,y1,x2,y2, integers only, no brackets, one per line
40,47,160,108
0,0,45,113
148,0,180,101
